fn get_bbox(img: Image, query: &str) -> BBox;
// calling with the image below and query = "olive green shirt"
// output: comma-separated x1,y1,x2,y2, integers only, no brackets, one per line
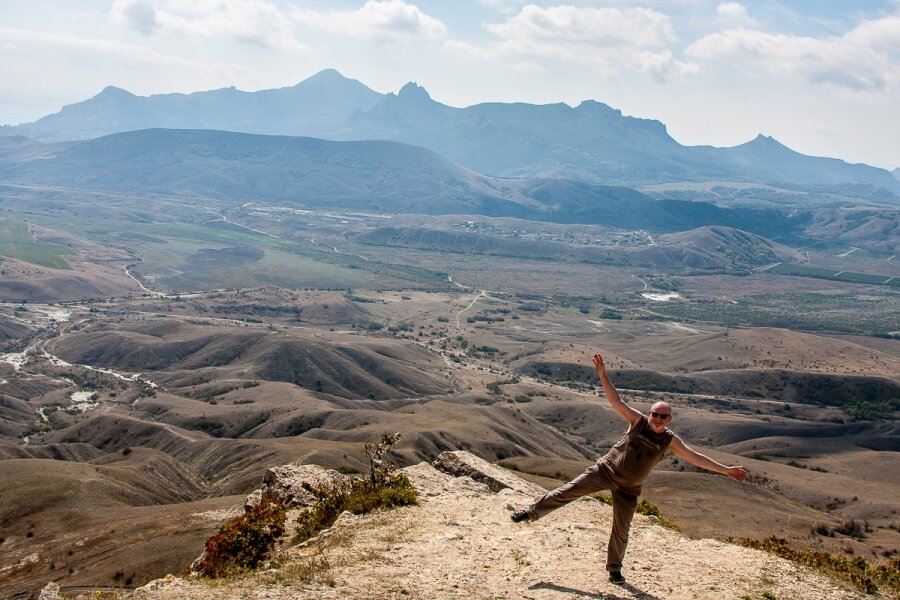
601,416,674,496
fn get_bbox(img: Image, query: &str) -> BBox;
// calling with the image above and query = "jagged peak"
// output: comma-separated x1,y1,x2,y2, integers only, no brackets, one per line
398,81,432,102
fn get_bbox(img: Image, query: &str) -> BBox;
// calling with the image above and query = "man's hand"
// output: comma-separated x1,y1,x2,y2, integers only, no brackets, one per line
725,466,749,481
592,353,606,375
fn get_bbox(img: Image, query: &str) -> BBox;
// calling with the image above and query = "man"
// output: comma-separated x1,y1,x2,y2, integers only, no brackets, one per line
511,353,749,585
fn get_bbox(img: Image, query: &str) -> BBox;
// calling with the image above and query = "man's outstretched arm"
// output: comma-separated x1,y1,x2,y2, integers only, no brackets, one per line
593,353,642,426
670,435,749,481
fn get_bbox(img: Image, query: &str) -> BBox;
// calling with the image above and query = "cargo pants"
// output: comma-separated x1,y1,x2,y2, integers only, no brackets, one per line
525,460,638,573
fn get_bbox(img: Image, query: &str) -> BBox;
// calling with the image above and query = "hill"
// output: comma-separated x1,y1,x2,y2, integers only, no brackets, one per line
0,129,848,245
357,224,802,270
92,453,872,600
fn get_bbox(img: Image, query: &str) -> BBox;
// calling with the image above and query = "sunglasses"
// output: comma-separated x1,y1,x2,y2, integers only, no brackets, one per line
649,411,671,420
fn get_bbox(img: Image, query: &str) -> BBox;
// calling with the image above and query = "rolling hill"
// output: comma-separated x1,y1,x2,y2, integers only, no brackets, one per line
0,129,824,242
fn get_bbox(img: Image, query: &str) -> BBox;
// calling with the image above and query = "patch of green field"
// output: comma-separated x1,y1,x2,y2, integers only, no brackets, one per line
0,219,73,270
651,290,900,335
126,222,450,292
770,263,898,287
0,220,31,242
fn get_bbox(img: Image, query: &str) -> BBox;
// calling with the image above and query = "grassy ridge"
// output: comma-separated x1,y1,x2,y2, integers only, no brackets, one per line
0,219,72,270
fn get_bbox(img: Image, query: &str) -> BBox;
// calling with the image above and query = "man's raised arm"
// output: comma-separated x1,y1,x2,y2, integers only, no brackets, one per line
593,353,642,426
670,435,749,481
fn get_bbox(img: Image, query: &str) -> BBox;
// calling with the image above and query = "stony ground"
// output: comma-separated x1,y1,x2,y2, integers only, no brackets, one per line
129,458,868,600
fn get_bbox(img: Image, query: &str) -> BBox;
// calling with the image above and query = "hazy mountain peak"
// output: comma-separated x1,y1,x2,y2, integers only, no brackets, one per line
739,134,793,154
398,82,432,102
892,167,899,182
95,85,136,99
750,133,784,146
308,68,344,80
575,99,621,116
299,68,355,87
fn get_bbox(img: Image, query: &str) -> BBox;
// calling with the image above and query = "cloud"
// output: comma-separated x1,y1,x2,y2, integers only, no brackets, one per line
485,5,677,49
716,2,755,26
116,0,159,35
716,2,748,21
686,11,900,93
448,4,698,80
291,0,446,42
110,0,307,52
0,27,227,71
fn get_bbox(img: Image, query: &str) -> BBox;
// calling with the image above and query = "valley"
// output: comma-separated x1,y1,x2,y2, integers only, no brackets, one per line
0,185,897,596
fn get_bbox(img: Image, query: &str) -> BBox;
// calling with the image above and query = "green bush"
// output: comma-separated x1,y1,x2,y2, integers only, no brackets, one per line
294,433,418,545
732,536,900,595
196,499,286,578
590,494,680,532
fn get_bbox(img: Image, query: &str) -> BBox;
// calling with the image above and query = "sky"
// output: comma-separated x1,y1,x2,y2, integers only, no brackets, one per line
1,0,899,170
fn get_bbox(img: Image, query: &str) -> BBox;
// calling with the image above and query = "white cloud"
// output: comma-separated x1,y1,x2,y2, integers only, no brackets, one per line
115,0,159,35
0,27,232,72
110,0,307,52
486,5,677,49
686,11,900,93
716,2,748,21
715,2,755,27
448,4,698,81
291,1,446,42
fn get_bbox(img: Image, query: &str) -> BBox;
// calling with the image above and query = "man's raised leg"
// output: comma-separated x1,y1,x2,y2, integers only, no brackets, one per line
514,462,615,522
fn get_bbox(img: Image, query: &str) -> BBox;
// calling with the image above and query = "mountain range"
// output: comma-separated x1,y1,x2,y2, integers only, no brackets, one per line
3,69,897,194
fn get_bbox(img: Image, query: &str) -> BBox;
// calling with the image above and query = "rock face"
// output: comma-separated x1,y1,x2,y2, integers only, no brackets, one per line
432,450,546,495
37,582,62,600
245,464,351,509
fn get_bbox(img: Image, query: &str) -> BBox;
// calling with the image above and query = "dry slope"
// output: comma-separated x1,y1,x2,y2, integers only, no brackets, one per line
137,452,866,600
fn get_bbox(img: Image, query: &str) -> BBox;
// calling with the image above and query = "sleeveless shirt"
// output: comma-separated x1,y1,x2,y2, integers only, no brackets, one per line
600,416,674,496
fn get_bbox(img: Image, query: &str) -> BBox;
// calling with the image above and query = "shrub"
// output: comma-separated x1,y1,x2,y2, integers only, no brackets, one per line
196,499,287,578
731,536,900,595
589,494,679,531
834,519,866,539
294,433,418,545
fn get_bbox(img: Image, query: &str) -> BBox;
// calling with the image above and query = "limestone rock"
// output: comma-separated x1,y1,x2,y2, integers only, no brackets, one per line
135,574,186,593
245,463,351,509
38,582,62,600
432,450,545,496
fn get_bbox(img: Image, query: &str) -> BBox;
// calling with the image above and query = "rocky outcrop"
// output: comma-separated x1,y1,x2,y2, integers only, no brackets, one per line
37,582,62,600
432,450,545,495
245,463,351,509
136,451,868,600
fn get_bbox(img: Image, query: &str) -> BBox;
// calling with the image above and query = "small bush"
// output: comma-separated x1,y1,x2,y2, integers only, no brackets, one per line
589,494,679,531
731,536,900,595
834,519,866,539
294,433,417,545
196,499,286,578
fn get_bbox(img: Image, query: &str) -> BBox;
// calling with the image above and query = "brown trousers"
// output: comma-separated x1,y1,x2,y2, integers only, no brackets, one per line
527,461,638,573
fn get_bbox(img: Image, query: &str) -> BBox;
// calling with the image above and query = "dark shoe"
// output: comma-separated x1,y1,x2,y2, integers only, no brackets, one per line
608,571,626,585
510,508,532,523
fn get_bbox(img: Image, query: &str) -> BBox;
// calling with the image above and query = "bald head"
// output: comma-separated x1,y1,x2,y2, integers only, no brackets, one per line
650,401,671,415
647,401,672,432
